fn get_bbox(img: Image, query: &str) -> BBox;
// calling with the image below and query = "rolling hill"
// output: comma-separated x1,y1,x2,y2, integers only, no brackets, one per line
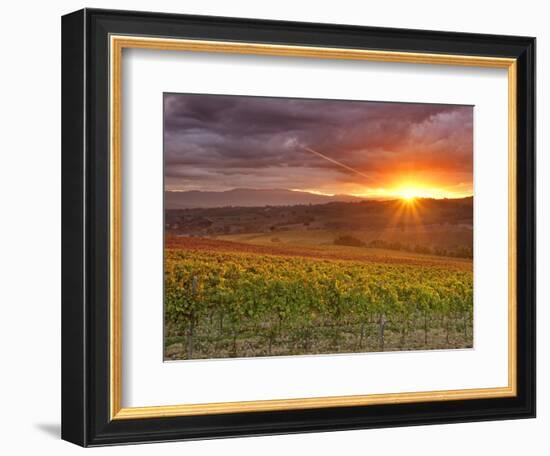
165,188,365,209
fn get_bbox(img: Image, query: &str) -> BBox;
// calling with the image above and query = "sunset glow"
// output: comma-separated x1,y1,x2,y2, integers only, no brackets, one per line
290,185,470,201
348,184,471,201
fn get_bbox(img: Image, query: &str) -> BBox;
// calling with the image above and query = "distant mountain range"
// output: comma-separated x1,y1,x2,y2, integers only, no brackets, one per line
165,188,366,209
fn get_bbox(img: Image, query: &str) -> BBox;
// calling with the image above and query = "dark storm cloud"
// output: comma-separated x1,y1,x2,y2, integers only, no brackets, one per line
164,93,473,193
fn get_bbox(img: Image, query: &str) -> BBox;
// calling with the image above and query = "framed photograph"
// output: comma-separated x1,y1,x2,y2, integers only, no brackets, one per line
61,8,536,447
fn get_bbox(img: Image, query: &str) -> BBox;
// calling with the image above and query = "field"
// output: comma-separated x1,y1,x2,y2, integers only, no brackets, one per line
164,232,473,360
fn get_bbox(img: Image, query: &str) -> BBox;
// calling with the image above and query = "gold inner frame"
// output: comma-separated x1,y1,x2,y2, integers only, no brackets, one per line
109,35,517,420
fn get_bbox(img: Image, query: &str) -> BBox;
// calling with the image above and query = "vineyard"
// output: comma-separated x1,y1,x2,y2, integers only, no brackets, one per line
164,238,473,360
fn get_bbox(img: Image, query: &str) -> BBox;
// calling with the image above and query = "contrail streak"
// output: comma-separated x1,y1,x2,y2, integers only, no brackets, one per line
302,146,374,182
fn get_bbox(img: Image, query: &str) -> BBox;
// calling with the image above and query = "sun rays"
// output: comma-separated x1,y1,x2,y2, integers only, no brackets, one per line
379,190,428,247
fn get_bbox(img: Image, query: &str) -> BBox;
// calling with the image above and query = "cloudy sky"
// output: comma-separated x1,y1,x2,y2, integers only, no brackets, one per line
164,93,473,199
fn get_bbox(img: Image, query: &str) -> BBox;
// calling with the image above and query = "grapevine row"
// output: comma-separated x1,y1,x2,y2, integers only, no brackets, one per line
165,248,473,359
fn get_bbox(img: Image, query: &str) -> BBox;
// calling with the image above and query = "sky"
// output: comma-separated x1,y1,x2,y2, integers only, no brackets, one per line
164,93,473,199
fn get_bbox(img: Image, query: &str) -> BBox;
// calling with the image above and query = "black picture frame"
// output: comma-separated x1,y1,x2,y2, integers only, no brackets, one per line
62,8,536,447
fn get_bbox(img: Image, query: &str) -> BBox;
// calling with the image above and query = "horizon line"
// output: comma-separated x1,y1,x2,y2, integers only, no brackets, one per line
164,187,473,201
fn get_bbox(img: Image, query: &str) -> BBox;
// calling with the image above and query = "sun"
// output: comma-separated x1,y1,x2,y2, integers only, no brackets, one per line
398,188,417,202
